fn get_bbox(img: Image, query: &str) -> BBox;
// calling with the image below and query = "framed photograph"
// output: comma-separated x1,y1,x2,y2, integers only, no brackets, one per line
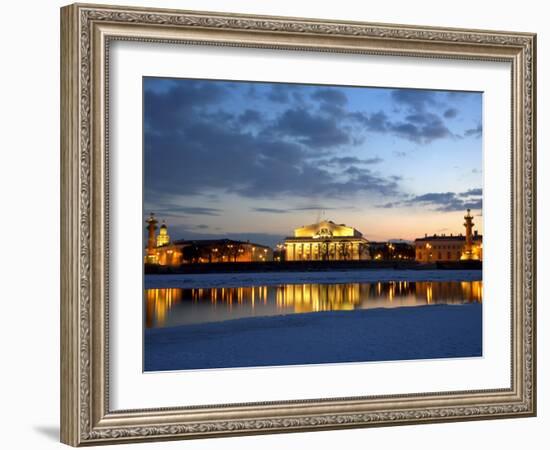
60,3,536,446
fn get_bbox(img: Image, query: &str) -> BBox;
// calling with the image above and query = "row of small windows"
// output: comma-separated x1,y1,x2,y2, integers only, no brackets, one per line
417,251,462,259
419,244,461,250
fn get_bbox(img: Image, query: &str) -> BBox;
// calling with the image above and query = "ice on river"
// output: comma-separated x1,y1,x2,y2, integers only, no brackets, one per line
145,303,482,371
145,269,482,289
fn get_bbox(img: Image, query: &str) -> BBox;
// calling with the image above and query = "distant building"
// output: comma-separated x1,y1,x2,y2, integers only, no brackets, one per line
368,241,415,260
283,220,370,261
175,239,273,264
144,213,273,266
414,209,483,263
156,221,170,247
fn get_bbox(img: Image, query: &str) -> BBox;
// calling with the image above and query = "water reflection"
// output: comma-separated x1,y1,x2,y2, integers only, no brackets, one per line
145,281,482,328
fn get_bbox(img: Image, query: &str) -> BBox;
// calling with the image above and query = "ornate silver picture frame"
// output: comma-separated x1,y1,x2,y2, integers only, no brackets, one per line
60,3,536,446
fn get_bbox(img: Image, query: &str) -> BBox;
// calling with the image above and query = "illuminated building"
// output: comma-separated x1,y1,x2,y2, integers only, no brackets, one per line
156,221,170,247
283,220,370,261
144,213,273,266
368,241,415,260
175,239,273,264
414,209,483,262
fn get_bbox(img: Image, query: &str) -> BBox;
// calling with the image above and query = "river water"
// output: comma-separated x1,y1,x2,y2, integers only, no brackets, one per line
145,280,482,328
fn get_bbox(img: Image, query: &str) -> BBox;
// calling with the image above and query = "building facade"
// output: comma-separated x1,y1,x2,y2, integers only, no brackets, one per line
368,241,415,260
283,220,370,261
144,213,273,266
414,209,483,263
174,239,273,264
156,221,170,247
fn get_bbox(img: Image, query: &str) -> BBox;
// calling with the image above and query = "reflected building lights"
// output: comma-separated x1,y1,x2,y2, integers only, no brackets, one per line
145,281,483,328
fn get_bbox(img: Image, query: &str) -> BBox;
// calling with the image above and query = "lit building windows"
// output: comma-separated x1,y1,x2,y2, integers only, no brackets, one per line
414,210,482,263
284,220,370,261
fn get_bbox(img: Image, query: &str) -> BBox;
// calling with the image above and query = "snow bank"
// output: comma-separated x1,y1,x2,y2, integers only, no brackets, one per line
145,303,482,371
145,269,482,289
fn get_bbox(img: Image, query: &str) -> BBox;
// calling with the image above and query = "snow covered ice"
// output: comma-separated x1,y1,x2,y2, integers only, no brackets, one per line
144,269,483,371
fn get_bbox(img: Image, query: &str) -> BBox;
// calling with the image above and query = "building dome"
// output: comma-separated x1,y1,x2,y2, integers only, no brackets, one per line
156,221,170,246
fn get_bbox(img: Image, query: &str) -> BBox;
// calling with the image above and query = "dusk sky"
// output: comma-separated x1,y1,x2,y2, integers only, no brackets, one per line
144,77,482,248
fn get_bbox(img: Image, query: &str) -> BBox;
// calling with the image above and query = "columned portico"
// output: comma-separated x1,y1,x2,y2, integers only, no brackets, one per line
284,220,370,261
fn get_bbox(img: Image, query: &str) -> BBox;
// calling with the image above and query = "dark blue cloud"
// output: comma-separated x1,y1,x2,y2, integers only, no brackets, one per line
267,86,457,147
391,118,451,143
144,79,478,210
266,84,290,103
380,89,457,143
292,205,354,211
245,84,260,99
464,123,482,138
349,109,452,144
410,192,456,204
251,205,355,214
252,207,288,214
146,205,222,216
405,113,433,124
319,156,383,166
265,84,305,104
391,89,438,112
376,201,401,209
347,111,389,132
238,109,263,125
444,108,459,118
460,188,482,197
144,81,403,201
405,190,482,212
311,88,348,106
374,188,482,212
144,79,227,133
344,166,363,176
447,91,479,100
271,108,351,148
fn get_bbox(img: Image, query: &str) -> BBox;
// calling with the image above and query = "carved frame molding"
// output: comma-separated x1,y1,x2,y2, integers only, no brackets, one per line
60,3,536,446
